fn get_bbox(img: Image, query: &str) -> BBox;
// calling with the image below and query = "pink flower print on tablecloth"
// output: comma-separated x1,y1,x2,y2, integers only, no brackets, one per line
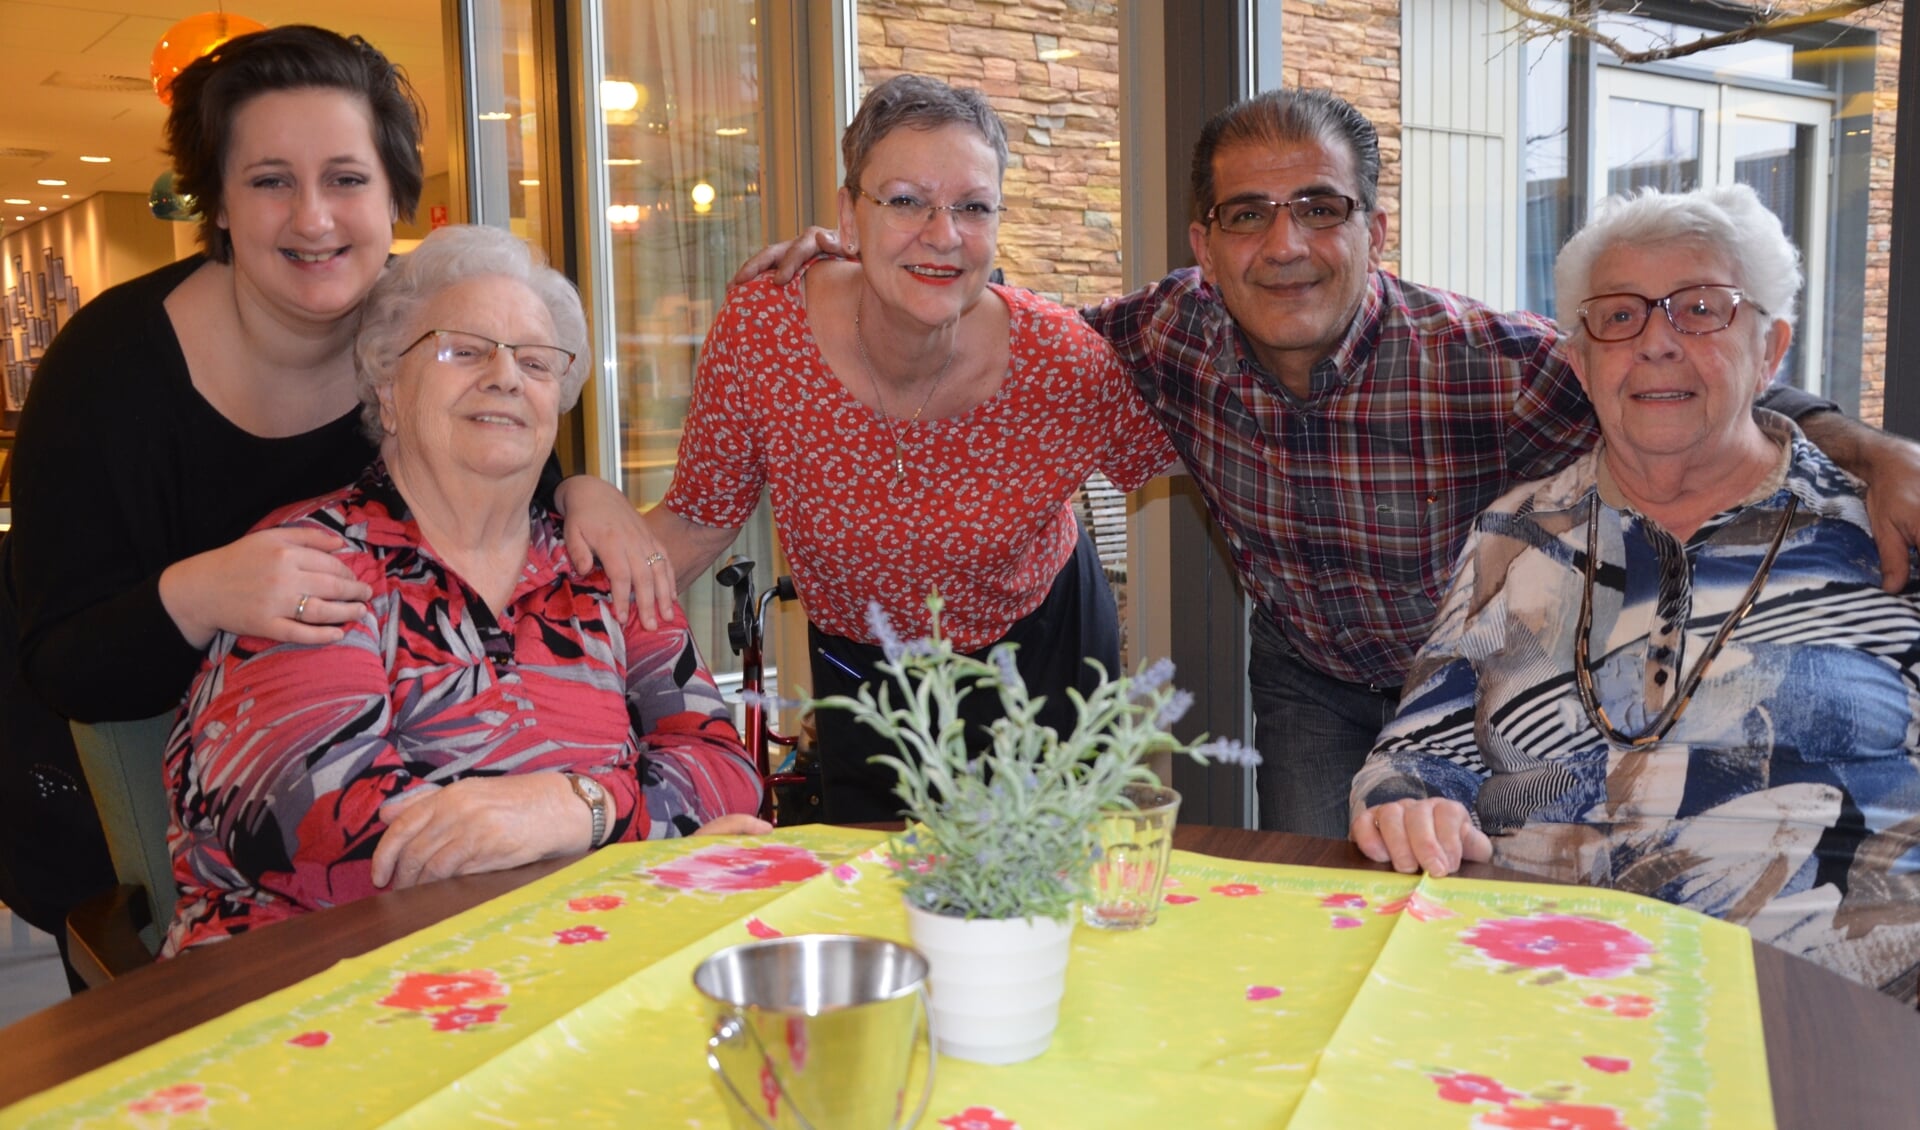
1473,1101,1630,1129
1211,883,1263,898
286,1031,331,1048
555,925,609,945
1245,985,1283,1002
1320,892,1367,909
747,917,783,939
939,1107,1021,1130
1429,1071,1522,1106
831,863,860,883
430,1003,507,1032
1378,891,1456,922
1581,993,1655,1019
1164,893,1199,905
650,843,828,893
1582,1056,1631,1074
379,970,508,1012
567,894,624,913
126,1083,209,1115
1461,914,1652,979
1330,915,1364,929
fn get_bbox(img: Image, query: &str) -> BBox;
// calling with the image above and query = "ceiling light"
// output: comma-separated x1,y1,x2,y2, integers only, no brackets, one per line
690,182,716,208
519,179,540,187
37,206,47,211
80,155,112,163
13,216,22,222
606,158,643,166
37,179,67,186
477,111,511,121
2,198,28,205
601,80,640,112
61,194,70,199
715,126,748,137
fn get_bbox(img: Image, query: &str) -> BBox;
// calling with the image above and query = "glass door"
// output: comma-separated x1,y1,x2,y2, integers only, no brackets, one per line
1592,69,1832,392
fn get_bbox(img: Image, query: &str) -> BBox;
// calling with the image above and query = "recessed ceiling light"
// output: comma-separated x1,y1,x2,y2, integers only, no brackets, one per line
477,111,511,121
13,215,22,222
37,206,46,211
61,194,70,199
715,126,748,137
2,198,28,205
80,155,111,163
37,179,67,186
518,179,540,186
606,158,642,166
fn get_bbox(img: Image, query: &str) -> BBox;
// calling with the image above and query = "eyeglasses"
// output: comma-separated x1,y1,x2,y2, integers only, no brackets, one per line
855,187,1006,233
400,329,576,380
1575,285,1767,343
1204,193,1362,235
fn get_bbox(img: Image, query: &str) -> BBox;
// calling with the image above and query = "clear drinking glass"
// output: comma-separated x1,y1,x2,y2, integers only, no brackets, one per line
1084,784,1181,930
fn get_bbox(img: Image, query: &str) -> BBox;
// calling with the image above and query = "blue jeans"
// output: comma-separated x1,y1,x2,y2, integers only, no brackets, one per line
1248,613,1401,838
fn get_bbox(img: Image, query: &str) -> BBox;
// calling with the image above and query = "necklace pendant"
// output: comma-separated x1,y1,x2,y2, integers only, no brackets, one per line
892,454,906,485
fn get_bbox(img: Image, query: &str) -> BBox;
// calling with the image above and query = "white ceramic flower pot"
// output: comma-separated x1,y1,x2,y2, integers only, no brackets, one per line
902,900,1075,1065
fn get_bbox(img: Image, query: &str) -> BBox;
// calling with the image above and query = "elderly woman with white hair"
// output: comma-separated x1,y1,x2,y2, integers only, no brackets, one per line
1348,185,1920,1002
160,226,767,954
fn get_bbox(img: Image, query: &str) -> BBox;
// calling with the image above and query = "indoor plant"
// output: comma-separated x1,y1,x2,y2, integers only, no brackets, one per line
789,593,1259,1064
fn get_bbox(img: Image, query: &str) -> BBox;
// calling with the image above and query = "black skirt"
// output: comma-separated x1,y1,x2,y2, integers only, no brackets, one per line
805,526,1120,824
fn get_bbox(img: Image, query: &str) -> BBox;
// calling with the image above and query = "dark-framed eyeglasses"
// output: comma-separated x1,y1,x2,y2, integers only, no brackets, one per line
1204,193,1362,235
400,329,575,380
1575,285,1768,343
855,187,1007,233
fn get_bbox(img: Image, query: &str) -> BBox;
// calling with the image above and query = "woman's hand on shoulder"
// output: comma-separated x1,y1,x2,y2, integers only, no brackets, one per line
370,775,590,891
158,526,372,649
554,474,676,629
1350,797,1491,878
728,226,847,288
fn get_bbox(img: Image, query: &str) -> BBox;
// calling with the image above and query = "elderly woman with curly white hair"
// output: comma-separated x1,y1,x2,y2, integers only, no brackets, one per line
160,225,767,954
1349,184,1920,1002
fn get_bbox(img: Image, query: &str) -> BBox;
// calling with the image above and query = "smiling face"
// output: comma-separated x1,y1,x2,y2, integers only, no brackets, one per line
377,275,563,485
838,122,1002,331
218,87,395,329
1568,241,1790,468
1188,134,1387,391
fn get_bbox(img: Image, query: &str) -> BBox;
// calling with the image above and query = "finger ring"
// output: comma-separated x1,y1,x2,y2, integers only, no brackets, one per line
644,552,667,567
294,593,312,622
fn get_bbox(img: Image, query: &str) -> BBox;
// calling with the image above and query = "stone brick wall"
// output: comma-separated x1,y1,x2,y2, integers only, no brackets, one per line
1280,0,1404,278
1856,3,1900,428
857,0,1122,304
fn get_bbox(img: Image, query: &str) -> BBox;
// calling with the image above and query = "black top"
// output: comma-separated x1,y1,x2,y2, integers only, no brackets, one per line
0,255,372,935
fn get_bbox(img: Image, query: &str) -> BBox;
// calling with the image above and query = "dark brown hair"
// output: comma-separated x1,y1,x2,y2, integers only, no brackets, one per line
1189,88,1381,224
165,25,425,262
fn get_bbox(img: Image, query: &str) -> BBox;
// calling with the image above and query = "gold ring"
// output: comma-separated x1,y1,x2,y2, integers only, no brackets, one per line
294,593,312,622
644,552,667,567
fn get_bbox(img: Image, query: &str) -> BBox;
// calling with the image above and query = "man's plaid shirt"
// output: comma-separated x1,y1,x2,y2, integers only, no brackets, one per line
1085,267,1599,688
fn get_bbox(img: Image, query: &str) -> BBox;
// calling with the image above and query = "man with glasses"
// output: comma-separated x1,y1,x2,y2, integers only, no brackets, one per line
1082,87,1920,838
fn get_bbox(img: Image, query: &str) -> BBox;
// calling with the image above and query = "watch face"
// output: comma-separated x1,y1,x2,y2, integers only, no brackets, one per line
578,776,606,801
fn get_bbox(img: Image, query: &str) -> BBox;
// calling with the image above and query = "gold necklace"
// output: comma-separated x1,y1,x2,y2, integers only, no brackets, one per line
1572,492,1798,748
852,290,958,486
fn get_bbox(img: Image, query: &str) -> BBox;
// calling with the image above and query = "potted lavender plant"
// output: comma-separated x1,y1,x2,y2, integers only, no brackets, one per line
791,594,1259,1064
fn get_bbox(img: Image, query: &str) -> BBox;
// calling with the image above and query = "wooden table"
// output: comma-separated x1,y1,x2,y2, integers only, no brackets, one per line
5,826,1916,1127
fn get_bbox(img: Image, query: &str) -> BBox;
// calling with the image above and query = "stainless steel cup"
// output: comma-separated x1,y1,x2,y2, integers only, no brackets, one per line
693,934,935,1130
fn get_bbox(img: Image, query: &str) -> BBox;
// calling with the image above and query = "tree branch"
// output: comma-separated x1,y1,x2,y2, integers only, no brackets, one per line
1498,0,1884,65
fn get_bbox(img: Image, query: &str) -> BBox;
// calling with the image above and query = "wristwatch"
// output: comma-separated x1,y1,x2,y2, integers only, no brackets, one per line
565,773,611,848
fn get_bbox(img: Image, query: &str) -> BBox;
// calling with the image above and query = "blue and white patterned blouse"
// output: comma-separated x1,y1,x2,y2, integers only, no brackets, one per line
1351,412,1920,1002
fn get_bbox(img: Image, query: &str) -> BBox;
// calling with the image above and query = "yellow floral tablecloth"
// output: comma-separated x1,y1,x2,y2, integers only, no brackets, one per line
2,827,1771,1129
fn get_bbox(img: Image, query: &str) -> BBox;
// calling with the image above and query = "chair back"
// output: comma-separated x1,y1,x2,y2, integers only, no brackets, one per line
70,714,178,956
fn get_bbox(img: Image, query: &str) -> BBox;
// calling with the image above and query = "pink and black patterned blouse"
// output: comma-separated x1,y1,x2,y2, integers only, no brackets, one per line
162,462,761,953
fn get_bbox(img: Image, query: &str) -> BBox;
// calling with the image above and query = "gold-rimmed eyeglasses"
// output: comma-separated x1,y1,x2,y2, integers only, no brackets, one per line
1204,193,1362,235
1575,285,1768,343
400,329,576,381
855,187,1007,233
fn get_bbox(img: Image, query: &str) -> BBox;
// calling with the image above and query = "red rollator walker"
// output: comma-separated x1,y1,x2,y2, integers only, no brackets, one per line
715,556,821,825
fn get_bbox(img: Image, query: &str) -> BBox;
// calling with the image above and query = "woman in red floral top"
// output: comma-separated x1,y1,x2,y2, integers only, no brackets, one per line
649,76,1177,821
162,227,766,954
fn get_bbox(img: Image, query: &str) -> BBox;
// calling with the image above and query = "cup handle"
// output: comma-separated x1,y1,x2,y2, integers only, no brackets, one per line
892,985,938,1130
707,1013,825,1130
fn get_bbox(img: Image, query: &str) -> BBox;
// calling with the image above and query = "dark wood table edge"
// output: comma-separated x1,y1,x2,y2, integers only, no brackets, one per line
4,825,1915,1128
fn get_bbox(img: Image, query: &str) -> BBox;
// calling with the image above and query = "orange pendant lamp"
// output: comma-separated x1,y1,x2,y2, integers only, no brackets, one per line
151,11,268,105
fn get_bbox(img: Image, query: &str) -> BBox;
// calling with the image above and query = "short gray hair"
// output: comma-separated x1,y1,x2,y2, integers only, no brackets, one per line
355,224,590,443
842,74,1009,193
1554,184,1802,342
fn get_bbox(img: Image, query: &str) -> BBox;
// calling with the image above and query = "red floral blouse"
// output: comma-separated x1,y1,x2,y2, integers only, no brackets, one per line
162,463,761,953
